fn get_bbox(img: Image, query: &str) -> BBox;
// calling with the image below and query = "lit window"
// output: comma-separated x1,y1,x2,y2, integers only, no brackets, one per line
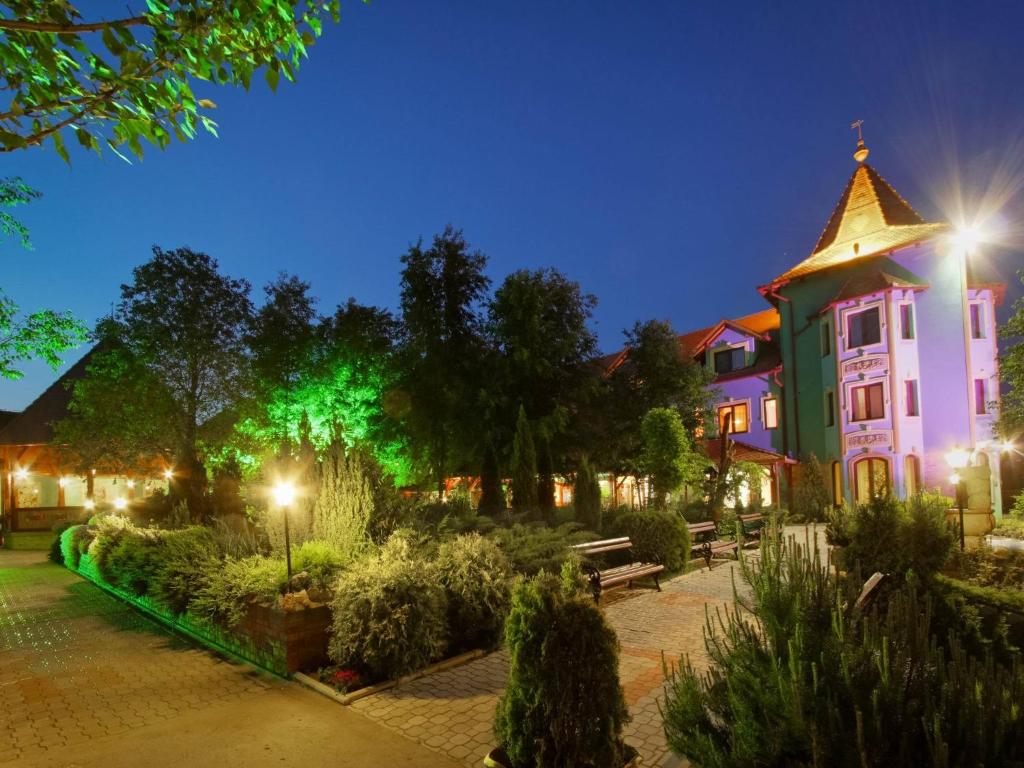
900,304,915,340
847,306,881,348
975,378,988,415
854,457,890,501
713,347,746,374
970,303,985,339
825,391,835,427
762,397,778,429
851,382,884,421
821,321,831,357
904,455,920,497
905,379,919,417
718,402,749,434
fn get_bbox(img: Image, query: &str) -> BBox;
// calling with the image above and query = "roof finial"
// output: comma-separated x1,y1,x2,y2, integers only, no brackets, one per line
851,119,869,163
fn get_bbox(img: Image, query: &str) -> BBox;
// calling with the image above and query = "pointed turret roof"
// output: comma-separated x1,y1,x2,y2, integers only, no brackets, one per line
767,146,949,285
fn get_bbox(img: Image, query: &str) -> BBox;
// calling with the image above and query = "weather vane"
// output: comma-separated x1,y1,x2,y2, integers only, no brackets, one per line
850,119,869,162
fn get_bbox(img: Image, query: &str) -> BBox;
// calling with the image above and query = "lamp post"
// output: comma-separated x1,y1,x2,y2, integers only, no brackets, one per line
272,481,296,583
946,447,971,551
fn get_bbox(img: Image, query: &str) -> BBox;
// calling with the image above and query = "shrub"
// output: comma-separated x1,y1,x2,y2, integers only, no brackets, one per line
487,523,599,576
311,442,374,560
661,529,1024,767
436,534,512,652
494,574,630,768
844,494,954,580
87,514,137,575
1010,491,1024,520
49,521,77,565
100,528,166,596
328,544,448,681
59,524,89,569
614,509,691,572
792,453,832,522
150,527,221,615
993,517,1024,540
292,539,349,590
190,555,287,627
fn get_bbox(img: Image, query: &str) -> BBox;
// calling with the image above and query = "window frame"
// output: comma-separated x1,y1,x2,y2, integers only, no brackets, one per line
761,396,779,429
717,400,751,435
904,379,920,417
898,301,915,340
712,343,747,375
969,302,986,340
852,456,890,502
842,303,884,351
825,389,835,428
974,378,988,415
821,319,832,357
850,381,886,423
904,454,921,498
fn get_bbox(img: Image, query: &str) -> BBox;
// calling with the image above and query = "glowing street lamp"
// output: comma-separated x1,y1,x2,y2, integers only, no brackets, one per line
163,468,174,481
273,481,296,583
946,447,971,551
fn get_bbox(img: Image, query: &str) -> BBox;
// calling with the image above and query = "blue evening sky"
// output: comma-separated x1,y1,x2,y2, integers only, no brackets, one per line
4,0,1024,409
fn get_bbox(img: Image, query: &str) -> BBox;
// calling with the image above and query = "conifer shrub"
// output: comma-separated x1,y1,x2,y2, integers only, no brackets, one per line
494,573,631,768
150,527,222,615
100,527,166,596
292,539,349,590
844,493,954,580
310,442,374,560
614,509,691,572
661,529,1024,767
510,405,539,513
327,539,448,681
573,457,602,532
791,453,833,522
190,555,288,627
436,534,512,652
487,523,599,576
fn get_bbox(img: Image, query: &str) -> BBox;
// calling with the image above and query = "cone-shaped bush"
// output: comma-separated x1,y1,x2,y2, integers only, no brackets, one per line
511,406,538,512
495,574,630,768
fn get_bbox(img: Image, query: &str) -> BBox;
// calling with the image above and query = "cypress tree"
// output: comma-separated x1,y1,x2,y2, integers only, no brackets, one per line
537,435,555,524
574,457,602,532
478,442,506,517
510,405,538,513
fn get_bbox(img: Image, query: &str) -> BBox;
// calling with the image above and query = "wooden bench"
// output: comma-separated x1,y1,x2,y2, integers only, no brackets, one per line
688,521,738,569
738,512,766,546
569,537,664,603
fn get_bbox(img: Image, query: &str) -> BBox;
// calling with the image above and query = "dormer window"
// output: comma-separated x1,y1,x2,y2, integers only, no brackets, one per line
846,306,881,348
713,346,745,374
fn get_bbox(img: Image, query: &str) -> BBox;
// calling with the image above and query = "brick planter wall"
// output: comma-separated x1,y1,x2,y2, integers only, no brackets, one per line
73,553,331,676
235,603,332,674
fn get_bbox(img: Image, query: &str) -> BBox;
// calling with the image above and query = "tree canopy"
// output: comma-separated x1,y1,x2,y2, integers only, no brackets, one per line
0,0,345,160
999,269,1024,437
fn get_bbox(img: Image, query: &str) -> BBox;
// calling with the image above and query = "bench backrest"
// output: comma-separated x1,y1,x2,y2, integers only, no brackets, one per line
570,537,632,556
687,521,717,535
739,513,765,523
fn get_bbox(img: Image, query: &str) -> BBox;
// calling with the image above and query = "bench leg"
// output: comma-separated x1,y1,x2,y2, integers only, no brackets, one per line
654,573,661,592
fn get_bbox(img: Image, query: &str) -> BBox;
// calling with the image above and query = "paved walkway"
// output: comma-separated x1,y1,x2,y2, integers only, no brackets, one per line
350,552,756,767
0,550,461,768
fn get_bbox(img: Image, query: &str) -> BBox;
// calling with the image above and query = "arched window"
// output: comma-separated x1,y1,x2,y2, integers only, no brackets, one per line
831,461,842,506
853,457,890,502
904,455,920,498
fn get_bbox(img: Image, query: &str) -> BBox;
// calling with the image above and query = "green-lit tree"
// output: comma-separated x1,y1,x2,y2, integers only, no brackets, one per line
999,269,1024,437
510,406,538,513
397,226,490,493
58,247,253,515
0,0,348,160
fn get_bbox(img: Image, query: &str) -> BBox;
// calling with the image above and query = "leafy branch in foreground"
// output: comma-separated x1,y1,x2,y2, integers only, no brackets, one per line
0,290,88,379
0,1,349,161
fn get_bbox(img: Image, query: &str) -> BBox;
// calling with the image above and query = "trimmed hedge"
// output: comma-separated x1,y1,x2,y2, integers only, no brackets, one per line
436,534,512,652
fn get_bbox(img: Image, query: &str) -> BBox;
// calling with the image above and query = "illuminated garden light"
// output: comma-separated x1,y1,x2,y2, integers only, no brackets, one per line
1002,440,1016,453
272,481,296,508
945,446,971,470
273,481,297,583
127,479,135,489
946,446,970,552
949,472,961,486
163,468,174,480
84,499,95,511
14,468,28,480
114,497,128,511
